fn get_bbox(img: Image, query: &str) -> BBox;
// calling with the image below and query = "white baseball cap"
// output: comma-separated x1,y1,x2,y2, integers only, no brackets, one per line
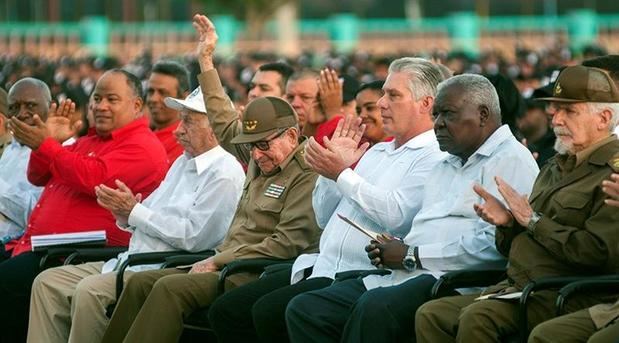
164,87,207,113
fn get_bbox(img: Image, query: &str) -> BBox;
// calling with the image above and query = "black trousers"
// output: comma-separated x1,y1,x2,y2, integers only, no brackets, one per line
0,251,46,343
286,274,438,343
208,267,332,343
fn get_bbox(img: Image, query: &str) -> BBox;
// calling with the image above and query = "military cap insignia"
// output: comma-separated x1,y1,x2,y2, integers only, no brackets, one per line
264,183,286,198
244,120,258,131
555,83,562,95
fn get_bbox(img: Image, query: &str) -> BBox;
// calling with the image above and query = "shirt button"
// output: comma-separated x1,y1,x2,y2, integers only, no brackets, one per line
36,204,40,208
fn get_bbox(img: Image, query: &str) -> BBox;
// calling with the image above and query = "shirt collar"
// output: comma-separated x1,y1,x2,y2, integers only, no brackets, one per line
190,145,227,175
575,134,614,167
373,129,437,153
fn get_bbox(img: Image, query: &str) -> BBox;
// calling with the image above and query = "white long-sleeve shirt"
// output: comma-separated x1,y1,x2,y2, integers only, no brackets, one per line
363,125,540,290
101,145,245,273
291,130,447,283
0,140,42,243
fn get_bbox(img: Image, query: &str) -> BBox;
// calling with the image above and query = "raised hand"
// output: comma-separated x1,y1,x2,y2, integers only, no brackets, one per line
318,68,343,119
473,183,514,227
323,114,369,166
47,99,80,143
495,176,532,226
95,179,142,225
602,173,619,207
304,115,369,180
7,114,49,149
192,14,218,70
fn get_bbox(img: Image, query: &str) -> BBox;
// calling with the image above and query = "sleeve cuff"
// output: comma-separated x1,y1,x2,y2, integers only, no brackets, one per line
210,249,236,268
127,203,153,230
336,168,360,196
530,216,552,240
416,243,444,271
116,221,135,233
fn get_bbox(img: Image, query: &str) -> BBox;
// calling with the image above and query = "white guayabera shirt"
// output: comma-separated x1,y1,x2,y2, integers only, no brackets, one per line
102,145,245,274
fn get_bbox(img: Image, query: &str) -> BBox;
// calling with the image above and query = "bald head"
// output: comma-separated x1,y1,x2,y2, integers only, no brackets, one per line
7,77,52,124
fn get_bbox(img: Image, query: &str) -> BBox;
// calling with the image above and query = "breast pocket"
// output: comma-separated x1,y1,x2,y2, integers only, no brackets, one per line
551,191,591,227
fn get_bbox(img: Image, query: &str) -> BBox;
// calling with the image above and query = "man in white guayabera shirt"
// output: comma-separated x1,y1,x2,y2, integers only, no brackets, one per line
0,78,56,257
207,57,448,343
286,73,539,343
26,86,245,343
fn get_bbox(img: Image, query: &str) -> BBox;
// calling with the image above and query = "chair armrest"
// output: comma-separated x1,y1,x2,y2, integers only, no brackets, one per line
333,269,392,283
556,275,619,314
63,247,128,265
518,276,598,342
217,258,296,295
431,269,507,298
161,252,215,268
39,245,126,270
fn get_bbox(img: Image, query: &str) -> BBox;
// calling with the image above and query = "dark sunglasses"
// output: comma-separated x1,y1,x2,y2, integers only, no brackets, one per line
244,128,288,152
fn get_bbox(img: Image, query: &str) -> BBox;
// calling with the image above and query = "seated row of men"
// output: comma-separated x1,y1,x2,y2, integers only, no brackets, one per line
0,13,617,343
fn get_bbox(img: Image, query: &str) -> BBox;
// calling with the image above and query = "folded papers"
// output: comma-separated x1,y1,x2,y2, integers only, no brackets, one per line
31,230,106,251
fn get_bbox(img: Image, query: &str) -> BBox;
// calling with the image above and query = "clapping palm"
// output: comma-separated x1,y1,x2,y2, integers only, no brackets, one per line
47,99,81,143
323,114,369,167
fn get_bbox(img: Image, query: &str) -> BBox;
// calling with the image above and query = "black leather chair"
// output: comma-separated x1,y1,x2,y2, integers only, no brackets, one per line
556,274,619,315
431,270,617,343
39,245,128,270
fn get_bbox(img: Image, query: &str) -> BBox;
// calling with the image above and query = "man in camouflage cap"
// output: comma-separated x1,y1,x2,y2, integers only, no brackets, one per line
416,65,619,342
100,14,321,343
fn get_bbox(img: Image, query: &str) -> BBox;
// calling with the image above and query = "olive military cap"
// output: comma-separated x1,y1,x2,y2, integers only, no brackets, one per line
538,65,619,103
230,96,298,144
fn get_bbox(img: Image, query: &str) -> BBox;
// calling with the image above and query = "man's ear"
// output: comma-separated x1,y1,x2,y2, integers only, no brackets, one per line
134,97,144,114
420,96,434,114
597,108,613,132
479,105,490,127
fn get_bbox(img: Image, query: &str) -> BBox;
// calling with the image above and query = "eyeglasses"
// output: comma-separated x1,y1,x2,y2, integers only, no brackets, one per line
244,129,288,152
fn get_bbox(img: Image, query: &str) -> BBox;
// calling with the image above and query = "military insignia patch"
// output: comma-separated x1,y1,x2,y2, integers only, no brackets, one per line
244,120,258,131
613,157,619,169
264,183,285,198
555,83,562,95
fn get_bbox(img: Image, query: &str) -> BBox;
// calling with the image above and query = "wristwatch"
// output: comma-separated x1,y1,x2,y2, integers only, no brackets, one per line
402,245,417,272
527,212,543,234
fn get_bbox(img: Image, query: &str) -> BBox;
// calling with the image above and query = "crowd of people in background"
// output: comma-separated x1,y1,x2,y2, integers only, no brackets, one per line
0,12,617,343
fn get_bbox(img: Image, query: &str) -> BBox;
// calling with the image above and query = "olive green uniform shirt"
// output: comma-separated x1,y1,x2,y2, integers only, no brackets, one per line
198,70,321,268
494,137,619,294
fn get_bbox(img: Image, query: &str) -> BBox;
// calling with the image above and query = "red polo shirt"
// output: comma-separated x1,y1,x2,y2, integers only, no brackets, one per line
154,121,183,165
6,117,169,256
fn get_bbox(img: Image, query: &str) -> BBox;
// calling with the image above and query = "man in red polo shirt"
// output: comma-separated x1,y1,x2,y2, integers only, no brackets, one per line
2,69,168,342
147,60,190,164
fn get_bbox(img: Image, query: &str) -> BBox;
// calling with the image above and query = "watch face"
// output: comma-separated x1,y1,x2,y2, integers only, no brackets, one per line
403,256,416,271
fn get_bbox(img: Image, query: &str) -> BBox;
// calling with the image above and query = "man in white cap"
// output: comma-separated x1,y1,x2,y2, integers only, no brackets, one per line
26,87,246,343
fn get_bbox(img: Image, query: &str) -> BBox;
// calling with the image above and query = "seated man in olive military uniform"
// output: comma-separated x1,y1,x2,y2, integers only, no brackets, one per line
100,14,321,343
527,173,619,343
416,65,619,342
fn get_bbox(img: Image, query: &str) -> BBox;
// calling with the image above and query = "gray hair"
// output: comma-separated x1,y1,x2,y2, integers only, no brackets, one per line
388,57,444,100
587,102,619,132
9,77,52,103
436,74,501,120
